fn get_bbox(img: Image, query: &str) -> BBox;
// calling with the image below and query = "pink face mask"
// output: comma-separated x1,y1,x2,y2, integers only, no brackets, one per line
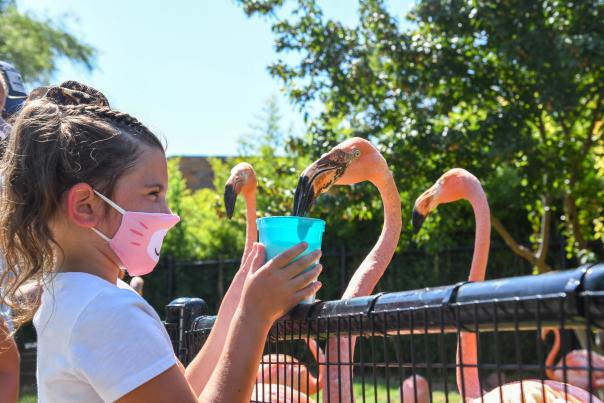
91,190,180,276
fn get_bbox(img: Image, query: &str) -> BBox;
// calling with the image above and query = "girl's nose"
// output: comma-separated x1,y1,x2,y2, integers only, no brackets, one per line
159,199,173,215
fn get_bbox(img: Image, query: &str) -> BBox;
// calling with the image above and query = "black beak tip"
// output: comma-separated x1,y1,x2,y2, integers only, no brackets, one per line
224,184,236,219
293,175,313,217
412,209,426,234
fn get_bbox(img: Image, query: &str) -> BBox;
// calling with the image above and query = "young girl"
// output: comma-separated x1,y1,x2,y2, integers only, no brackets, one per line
0,81,322,403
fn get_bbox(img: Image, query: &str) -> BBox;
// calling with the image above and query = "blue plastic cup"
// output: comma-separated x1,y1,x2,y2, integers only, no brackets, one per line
257,216,326,304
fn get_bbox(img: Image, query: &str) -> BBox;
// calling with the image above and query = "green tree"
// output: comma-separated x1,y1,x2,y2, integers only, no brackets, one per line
236,0,604,273
0,0,95,82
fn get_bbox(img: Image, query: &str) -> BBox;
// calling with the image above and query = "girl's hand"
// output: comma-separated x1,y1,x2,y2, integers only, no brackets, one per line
240,242,322,323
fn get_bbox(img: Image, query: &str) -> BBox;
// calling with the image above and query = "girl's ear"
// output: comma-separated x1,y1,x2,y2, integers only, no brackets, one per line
65,183,101,228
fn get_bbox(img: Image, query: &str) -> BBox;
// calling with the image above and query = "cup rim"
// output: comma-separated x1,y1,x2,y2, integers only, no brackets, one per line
256,216,325,225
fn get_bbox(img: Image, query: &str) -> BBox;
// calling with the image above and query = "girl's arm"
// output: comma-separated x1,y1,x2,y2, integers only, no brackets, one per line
0,317,19,403
118,243,322,403
184,245,254,395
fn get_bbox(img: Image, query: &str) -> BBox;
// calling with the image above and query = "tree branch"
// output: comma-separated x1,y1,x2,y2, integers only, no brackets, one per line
536,195,552,267
564,193,587,251
491,214,553,273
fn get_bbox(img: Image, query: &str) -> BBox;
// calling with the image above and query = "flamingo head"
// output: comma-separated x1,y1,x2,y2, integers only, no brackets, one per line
412,168,480,233
293,137,386,216
224,162,257,219
540,327,555,341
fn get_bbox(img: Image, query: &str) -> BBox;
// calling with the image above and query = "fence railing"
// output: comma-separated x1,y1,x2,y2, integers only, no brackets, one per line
164,263,604,402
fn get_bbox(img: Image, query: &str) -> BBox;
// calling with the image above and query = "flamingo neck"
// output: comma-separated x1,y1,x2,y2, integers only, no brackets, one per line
341,171,402,299
242,190,257,263
544,329,560,380
458,180,490,401
467,184,490,282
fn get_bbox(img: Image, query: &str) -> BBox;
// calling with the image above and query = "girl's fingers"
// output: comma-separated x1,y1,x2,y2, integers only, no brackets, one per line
293,280,322,302
268,242,308,268
282,250,321,279
250,243,266,274
240,243,257,273
290,264,322,291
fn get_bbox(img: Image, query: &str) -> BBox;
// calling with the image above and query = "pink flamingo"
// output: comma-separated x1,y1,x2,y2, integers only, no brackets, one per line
225,162,324,397
224,162,258,262
252,383,315,403
413,168,600,402
294,137,403,403
542,328,604,391
257,339,325,396
401,374,429,403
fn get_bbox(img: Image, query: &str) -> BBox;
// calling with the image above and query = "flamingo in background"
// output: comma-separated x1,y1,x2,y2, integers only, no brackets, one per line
401,375,429,403
257,339,325,396
224,162,258,263
293,137,403,403
542,328,604,391
224,162,324,398
413,168,599,402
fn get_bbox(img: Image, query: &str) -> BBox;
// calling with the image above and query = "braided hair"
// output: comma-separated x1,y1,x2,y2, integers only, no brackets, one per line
0,81,164,331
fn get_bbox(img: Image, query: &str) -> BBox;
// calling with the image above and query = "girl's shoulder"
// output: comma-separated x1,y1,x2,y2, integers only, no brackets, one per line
34,272,157,336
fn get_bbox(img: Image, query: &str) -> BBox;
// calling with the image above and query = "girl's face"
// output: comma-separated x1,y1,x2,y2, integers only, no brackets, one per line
99,145,172,238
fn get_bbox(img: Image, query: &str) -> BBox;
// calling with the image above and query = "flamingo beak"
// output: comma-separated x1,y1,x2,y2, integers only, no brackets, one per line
293,165,339,217
412,209,426,234
224,183,238,219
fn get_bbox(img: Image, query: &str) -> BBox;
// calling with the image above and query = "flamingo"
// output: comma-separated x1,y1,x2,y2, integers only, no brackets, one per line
293,137,403,403
252,383,315,403
224,162,258,263
401,374,429,403
542,328,604,391
224,162,324,397
258,338,325,396
413,168,600,403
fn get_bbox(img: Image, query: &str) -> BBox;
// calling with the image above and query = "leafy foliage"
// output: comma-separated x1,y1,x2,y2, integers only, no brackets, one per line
235,0,604,272
0,1,95,83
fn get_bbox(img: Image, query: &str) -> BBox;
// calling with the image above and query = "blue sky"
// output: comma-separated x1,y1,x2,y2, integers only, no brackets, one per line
17,0,414,156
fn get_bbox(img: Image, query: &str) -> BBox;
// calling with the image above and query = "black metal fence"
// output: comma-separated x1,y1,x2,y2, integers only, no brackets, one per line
164,263,604,402
152,242,546,315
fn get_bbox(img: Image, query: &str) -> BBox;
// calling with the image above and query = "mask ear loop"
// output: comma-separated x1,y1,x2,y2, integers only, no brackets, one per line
90,189,126,241
93,189,126,214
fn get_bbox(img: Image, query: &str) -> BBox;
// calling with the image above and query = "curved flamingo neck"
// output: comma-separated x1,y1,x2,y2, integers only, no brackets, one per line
544,329,560,380
242,189,257,263
455,180,490,401
341,171,402,299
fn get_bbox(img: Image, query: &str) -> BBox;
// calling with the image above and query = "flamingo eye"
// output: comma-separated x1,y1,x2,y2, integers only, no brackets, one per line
352,149,361,158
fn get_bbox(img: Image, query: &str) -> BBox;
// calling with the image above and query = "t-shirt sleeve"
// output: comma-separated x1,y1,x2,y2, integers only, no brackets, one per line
69,289,177,402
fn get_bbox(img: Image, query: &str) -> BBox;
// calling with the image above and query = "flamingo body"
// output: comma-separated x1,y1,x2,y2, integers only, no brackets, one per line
252,383,315,403
401,374,430,403
257,339,325,395
478,380,600,403
542,328,604,391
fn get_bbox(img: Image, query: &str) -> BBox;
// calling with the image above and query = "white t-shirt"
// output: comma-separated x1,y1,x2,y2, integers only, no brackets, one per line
33,272,177,403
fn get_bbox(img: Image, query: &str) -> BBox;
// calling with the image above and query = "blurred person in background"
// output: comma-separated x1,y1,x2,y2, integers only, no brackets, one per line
0,60,26,403
0,61,27,139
